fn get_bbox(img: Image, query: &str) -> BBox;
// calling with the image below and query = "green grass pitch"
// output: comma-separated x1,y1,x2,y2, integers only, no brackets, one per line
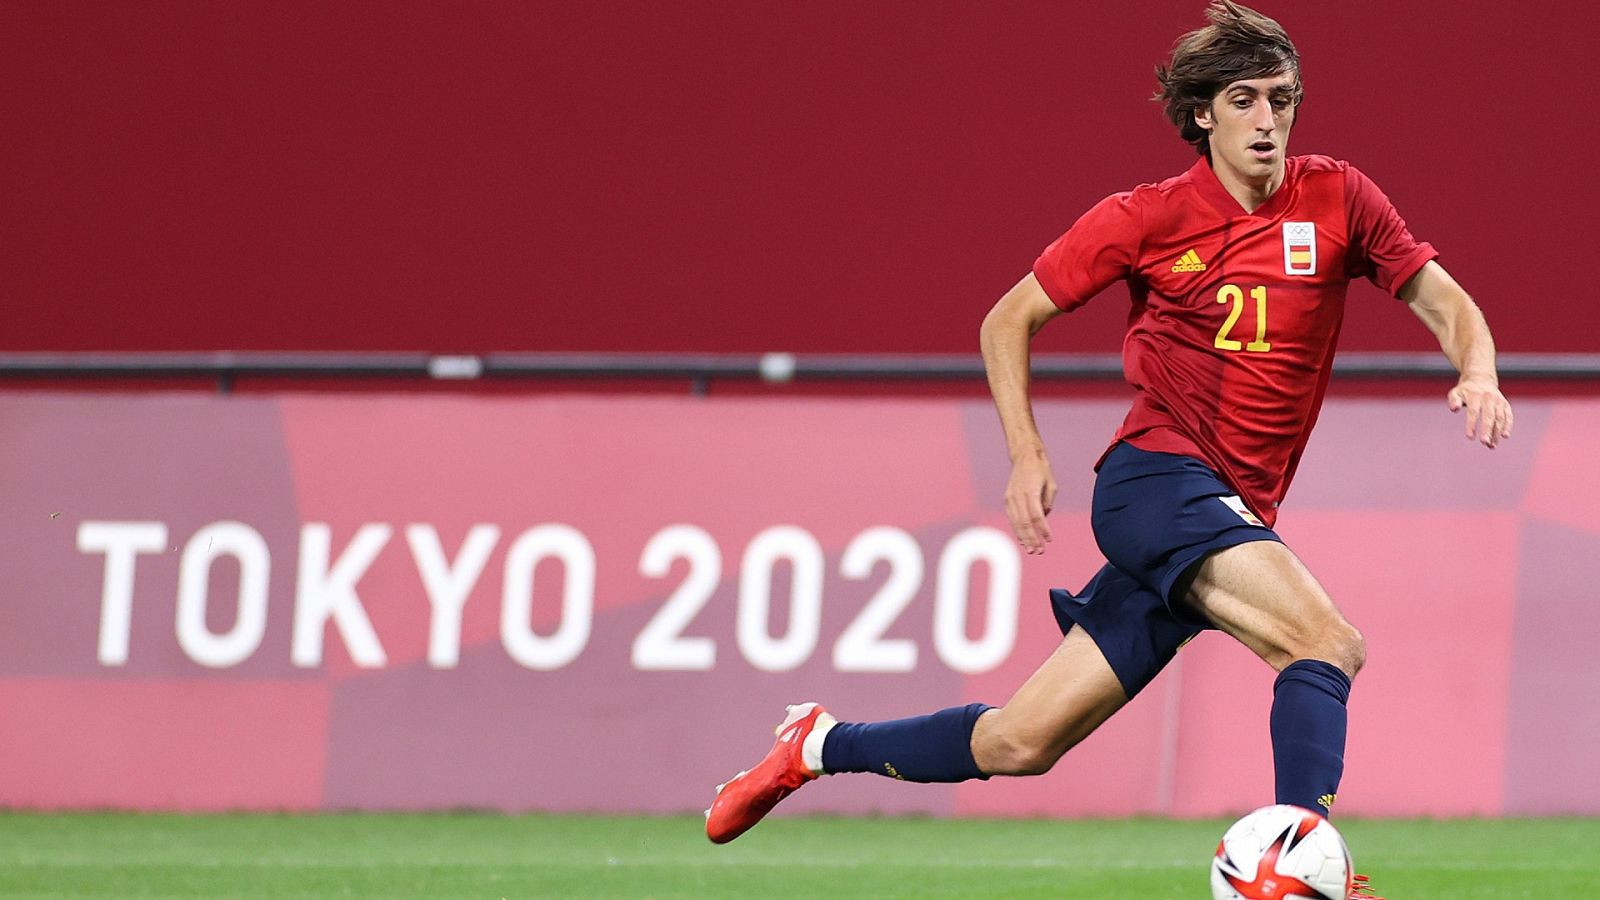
0,812,1595,898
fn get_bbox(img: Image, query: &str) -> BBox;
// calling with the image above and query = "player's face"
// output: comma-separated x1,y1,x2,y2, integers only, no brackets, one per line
1195,71,1299,186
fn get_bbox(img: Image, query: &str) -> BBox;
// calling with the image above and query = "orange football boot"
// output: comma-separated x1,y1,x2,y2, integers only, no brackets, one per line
705,703,833,844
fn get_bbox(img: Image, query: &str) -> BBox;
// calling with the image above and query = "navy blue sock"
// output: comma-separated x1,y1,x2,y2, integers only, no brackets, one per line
1271,659,1352,816
820,703,992,782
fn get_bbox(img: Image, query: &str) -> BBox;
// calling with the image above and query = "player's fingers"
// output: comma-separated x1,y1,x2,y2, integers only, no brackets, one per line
1463,395,1482,440
1042,480,1058,517
1447,387,1464,412
1023,494,1050,553
1012,519,1039,553
1466,397,1484,442
1010,493,1046,553
1005,494,1034,547
1492,402,1513,447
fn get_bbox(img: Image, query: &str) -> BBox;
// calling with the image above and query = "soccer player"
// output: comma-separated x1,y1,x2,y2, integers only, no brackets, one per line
706,0,1512,879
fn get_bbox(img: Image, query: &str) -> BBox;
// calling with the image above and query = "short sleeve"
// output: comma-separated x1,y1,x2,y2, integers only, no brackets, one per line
1032,192,1142,311
1345,165,1438,297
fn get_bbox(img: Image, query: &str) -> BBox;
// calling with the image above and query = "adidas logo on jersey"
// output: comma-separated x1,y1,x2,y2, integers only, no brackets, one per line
1171,249,1207,272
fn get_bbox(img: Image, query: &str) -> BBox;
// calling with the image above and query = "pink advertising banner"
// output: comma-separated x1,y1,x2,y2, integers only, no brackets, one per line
1,393,1595,817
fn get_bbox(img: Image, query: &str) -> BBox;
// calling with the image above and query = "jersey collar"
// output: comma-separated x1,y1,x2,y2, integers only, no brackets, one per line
1188,155,1298,220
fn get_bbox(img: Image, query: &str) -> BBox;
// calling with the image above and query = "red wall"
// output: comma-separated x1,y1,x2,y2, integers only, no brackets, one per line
3,2,1593,354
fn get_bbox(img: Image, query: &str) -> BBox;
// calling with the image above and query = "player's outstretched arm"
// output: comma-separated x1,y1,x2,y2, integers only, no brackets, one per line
980,272,1064,554
1400,260,1514,449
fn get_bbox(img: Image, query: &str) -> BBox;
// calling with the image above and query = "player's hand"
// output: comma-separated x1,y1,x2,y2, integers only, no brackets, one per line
1447,376,1513,449
1004,451,1057,555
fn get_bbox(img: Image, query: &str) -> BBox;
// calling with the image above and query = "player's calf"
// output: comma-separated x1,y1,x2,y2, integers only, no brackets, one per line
1258,599,1362,815
1272,658,1352,816
822,703,992,781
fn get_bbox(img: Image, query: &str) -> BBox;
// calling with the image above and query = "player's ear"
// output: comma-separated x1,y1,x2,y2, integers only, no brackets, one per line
1193,99,1216,133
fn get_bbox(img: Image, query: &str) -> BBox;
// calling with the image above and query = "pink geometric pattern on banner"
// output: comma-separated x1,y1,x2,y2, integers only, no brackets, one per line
1520,400,1600,535
1503,401,1600,814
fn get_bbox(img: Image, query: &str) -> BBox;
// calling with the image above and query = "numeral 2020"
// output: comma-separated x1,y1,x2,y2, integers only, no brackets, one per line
633,524,1019,675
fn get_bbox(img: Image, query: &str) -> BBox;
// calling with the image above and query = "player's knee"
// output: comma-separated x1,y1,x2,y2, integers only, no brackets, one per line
1298,620,1364,679
993,739,1059,777
1333,623,1366,678
975,715,1064,776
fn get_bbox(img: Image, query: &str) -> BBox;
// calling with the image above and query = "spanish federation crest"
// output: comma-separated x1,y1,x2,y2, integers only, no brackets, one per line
1282,221,1316,275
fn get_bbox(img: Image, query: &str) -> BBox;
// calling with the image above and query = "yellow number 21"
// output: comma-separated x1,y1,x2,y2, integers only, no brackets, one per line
1214,284,1271,353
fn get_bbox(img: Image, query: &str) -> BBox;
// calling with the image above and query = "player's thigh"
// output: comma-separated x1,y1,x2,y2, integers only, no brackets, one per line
1090,442,1275,604
1179,539,1363,675
972,626,1128,772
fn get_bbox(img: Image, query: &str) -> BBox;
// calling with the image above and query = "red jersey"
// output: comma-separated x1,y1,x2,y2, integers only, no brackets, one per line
1033,155,1436,526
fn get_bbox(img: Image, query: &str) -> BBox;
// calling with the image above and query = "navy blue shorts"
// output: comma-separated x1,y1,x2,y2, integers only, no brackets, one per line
1050,442,1281,699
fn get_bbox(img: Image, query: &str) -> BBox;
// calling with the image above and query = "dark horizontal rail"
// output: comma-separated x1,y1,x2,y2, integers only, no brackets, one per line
1,351,1597,393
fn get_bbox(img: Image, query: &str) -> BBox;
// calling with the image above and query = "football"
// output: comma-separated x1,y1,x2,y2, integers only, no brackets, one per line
1211,804,1353,900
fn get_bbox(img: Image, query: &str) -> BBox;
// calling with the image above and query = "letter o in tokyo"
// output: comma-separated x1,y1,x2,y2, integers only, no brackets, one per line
500,524,595,670
176,521,271,668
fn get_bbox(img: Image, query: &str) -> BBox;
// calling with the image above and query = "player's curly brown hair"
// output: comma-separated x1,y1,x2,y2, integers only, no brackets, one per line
1155,1,1303,156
